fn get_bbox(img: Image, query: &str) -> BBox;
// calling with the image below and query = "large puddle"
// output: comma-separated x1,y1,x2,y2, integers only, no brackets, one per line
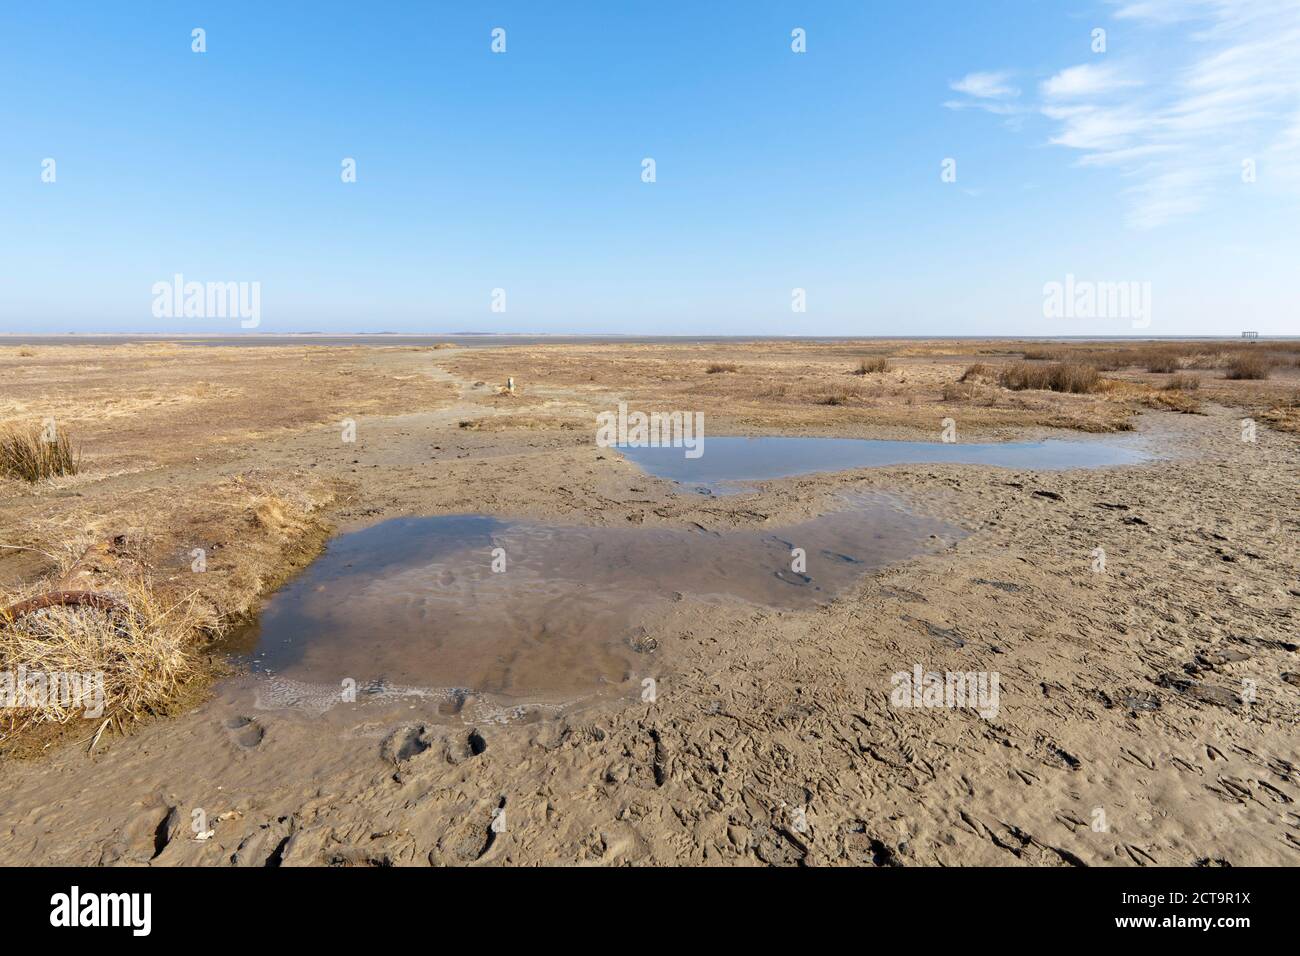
619,435,1149,492
226,494,961,715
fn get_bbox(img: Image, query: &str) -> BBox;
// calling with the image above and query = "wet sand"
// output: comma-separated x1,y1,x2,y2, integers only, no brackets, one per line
221,496,960,710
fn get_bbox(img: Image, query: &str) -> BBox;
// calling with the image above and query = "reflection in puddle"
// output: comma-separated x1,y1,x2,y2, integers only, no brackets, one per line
227,495,961,712
619,435,1149,492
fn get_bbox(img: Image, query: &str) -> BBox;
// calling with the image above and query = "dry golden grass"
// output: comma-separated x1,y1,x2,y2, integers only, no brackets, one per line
1021,347,1058,361
941,382,974,402
816,389,858,406
1165,374,1200,391
855,357,891,375
442,341,1142,432
0,344,456,474
999,362,1102,394
1260,391,1300,433
1226,354,1271,380
0,424,79,482
1020,341,1300,376
705,362,739,374
0,464,337,753
958,363,994,383
1144,352,1180,373
1140,389,1203,414
0,577,207,734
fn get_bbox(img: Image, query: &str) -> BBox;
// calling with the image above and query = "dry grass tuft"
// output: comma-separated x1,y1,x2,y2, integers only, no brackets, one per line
1225,354,1271,380
1143,352,1179,373
1164,374,1200,391
1141,389,1202,414
0,424,80,482
941,382,974,402
0,577,207,733
705,362,739,374
855,357,891,375
959,363,994,383
999,361,1102,394
816,388,860,406
1259,390,1300,433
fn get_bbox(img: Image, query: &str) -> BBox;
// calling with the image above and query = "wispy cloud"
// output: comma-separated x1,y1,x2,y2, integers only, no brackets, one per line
950,71,1020,99
1041,63,1139,97
945,70,1026,123
952,0,1300,228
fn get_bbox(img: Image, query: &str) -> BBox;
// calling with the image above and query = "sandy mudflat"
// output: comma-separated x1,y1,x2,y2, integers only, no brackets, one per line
0,339,1296,866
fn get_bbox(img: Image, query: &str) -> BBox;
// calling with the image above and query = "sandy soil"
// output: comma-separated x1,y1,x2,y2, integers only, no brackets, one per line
0,339,1296,866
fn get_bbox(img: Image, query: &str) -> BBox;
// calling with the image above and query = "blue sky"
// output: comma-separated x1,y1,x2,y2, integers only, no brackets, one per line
2,1,1297,335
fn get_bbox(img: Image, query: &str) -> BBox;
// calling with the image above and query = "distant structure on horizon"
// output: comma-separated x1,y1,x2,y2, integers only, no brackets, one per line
1242,331,1259,340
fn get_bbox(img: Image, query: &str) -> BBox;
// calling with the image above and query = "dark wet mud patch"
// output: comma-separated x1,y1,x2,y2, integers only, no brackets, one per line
620,435,1150,493
224,494,962,708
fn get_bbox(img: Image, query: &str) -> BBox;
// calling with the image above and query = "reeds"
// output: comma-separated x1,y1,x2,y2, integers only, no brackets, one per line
0,424,80,482
998,361,1102,394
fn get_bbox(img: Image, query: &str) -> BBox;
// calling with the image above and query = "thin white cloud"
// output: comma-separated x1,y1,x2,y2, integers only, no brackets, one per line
950,71,1020,99
1046,106,1149,150
1112,0,1206,22
953,0,1300,228
1041,64,1139,97
945,71,1026,122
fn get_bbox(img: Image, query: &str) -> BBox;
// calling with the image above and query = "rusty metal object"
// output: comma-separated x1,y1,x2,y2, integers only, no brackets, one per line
0,590,128,626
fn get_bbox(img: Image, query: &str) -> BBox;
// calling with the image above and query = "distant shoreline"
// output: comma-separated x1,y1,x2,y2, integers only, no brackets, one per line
3,332,1296,346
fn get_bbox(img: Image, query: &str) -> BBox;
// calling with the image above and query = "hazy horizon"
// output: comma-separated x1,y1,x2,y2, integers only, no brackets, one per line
4,330,1294,342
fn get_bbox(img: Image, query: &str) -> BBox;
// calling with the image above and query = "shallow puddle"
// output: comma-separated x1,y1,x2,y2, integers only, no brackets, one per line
226,495,961,713
619,435,1149,492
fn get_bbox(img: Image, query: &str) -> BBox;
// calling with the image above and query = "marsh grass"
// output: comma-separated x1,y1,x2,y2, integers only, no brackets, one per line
0,424,80,482
1020,342,1298,377
1225,355,1271,380
855,357,891,375
999,361,1102,394
816,386,865,405
1143,352,1180,373
1164,374,1200,391
959,363,994,383
705,362,739,374
0,577,207,732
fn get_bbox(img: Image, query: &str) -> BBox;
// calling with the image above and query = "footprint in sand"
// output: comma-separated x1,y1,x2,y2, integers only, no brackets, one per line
223,715,265,750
